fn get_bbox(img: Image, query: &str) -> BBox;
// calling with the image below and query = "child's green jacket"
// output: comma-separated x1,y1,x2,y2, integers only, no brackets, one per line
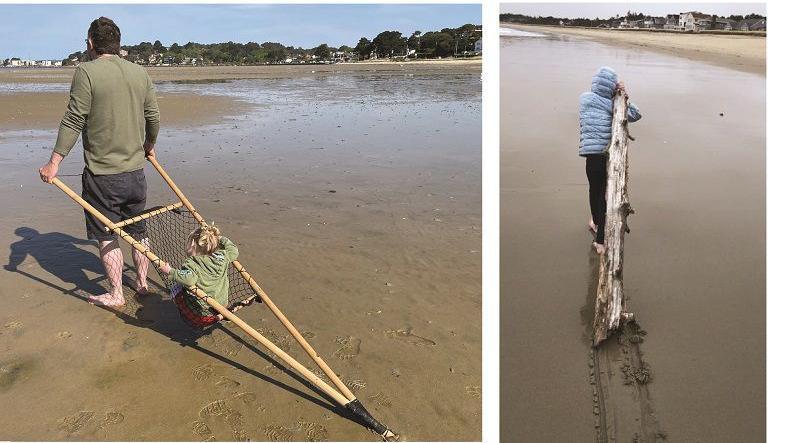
169,236,239,313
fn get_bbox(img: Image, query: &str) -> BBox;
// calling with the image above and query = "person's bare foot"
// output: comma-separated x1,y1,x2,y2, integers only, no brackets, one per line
593,242,606,255
88,292,126,307
134,282,149,296
588,218,598,234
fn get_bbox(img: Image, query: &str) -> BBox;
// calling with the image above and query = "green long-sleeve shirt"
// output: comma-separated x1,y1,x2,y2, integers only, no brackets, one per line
169,237,239,315
54,55,160,175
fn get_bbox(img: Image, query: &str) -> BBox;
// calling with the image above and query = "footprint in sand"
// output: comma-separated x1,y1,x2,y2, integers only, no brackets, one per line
298,420,329,442
347,379,367,393
122,334,140,351
369,392,393,408
333,336,361,360
0,359,35,390
191,420,214,440
103,411,124,425
199,400,231,419
215,376,241,392
383,328,436,346
232,392,257,407
223,409,245,431
232,428,250,441
302,331,316,340
257,327,292,352
96,411,124,432
307,366,330,384
4,321,22,330
262,364,284,376
193,364,215,381
262,424,296,441
58,410,95,434
57,331,72,339
465,385,481,398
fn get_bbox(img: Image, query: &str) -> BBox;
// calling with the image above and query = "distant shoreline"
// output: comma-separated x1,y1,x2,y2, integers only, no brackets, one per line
0,60,481,84
501,23,765,75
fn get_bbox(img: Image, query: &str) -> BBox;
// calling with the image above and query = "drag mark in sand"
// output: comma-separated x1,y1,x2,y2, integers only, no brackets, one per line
589,322,668,442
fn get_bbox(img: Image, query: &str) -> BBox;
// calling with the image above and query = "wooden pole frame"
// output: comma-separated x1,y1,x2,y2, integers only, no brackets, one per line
50,158,396,439
145,155,358,403
106,202,184,230
51,177,350,407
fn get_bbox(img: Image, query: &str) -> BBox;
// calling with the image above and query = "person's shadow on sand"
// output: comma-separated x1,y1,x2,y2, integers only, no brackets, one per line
4,226,364,427
5,227,108,297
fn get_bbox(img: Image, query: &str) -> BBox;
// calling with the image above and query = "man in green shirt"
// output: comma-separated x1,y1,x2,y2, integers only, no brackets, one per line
39,17,160,307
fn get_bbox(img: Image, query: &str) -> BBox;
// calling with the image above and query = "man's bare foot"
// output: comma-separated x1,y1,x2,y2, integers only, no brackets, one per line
134,283,149,296
593,242,606,255
88,293,126,307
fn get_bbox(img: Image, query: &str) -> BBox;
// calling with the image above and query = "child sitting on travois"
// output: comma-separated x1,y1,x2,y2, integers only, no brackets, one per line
158,222,238,327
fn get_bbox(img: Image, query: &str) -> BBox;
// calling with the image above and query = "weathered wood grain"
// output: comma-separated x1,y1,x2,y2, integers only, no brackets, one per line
593,91,635,346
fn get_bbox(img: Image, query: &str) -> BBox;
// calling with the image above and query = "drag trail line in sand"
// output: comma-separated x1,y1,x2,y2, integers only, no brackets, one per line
583,249,667,443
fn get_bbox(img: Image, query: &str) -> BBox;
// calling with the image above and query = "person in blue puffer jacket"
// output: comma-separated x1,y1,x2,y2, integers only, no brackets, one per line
579,66,642,254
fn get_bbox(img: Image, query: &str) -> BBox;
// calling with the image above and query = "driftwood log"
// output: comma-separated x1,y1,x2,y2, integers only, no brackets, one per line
593,90,635,346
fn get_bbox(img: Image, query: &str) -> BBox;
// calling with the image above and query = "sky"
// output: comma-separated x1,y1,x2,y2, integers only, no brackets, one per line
501,3,766,19
0,4,480,60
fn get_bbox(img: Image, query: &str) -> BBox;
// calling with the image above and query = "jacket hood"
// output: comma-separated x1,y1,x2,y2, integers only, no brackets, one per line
590,67,618,99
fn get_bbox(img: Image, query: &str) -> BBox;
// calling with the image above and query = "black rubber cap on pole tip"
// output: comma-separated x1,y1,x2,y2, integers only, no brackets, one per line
346,399,397,440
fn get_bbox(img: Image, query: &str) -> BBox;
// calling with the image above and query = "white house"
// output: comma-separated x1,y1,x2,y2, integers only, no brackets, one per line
679,11,712,31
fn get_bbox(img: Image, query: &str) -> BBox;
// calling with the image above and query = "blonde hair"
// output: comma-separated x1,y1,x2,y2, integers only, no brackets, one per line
187,222,221,255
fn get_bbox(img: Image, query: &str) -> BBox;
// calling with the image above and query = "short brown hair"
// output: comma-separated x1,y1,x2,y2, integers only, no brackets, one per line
88,17,121,55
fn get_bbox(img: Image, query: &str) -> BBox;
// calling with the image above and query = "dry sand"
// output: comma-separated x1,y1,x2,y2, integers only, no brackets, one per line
501,30,764,442
502,23,766,75
0,68,481,440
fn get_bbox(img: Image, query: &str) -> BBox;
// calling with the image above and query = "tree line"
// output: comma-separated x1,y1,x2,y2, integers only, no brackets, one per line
499,12,765,28
63,24,481,66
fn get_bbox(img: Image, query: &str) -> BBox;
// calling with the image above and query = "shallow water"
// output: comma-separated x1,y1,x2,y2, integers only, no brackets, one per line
501,33,764,442
0,72,481,440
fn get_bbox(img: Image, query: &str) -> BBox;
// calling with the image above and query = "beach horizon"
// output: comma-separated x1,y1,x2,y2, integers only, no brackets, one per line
501,23,765,75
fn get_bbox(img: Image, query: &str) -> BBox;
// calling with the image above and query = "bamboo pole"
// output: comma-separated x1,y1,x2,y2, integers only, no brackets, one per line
147,155,205,224
592,91,635,346
107,202,184,230
50,177,351,407
231,261,358,401
146,155,357,402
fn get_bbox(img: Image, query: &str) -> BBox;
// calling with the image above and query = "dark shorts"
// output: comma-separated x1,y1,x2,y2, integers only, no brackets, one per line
82,167,147,242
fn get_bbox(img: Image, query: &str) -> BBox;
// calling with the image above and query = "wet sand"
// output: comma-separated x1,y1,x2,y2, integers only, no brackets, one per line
502,23,766,75
0,61,481,84
501,31,764,442
0,70,481,440
0,92,249,130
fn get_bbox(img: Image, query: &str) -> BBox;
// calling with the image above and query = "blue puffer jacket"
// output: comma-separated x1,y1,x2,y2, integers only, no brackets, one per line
579,67,642,156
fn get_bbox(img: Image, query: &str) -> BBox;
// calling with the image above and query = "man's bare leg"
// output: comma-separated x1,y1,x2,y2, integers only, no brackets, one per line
88,239,126,306
133,237,150,294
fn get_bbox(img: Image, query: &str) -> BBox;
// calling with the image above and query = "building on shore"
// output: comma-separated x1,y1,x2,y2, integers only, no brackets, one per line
664,14,680,30
679,11,712,31
739,18,766,31
713,18,737,30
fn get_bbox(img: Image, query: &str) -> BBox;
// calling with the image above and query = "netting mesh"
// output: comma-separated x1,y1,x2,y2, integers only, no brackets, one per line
129,206,260,312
